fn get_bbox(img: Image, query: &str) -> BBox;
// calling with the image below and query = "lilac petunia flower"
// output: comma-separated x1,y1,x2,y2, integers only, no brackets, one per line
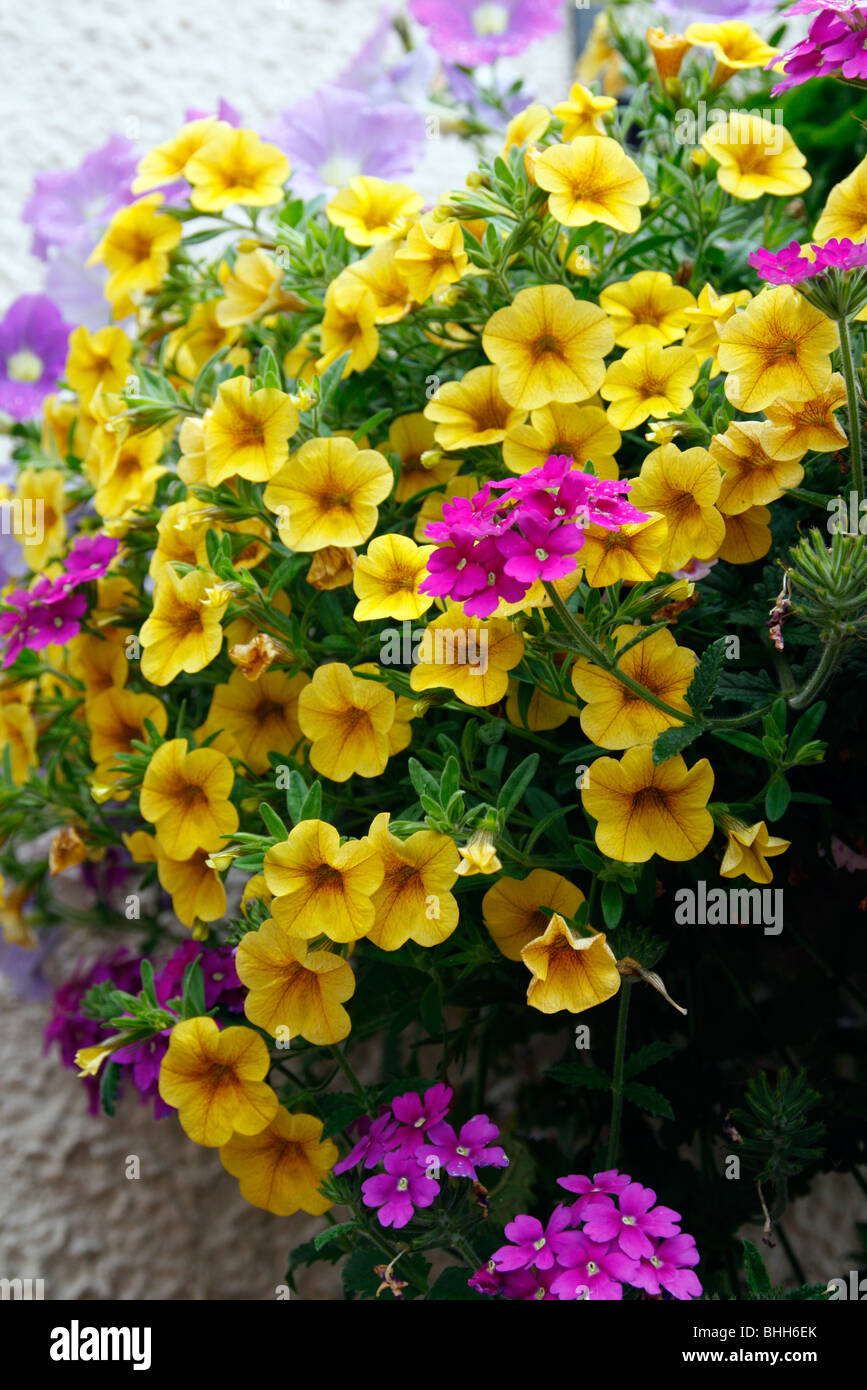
361,1150,440,1227
185,98,241,126
581,1182,682,1260
0,296,71,421
424,1114,509,1178
409,0,564,66
22,135,138,262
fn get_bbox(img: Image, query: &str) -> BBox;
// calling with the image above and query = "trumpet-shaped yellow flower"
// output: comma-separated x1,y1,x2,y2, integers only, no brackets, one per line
629,443,726,569
720,820,790,884
483,284,614,411
0,703,37,785
203,375,298,487
483,869,585,961
352,534,435,622
326,176,423,246
132,117,226,191
92,426,166,519
423,365,526,451
700,114,809,201
552,83,617,139
717,286,838,413
317,275,380,377
601,343,698,430
580,515,668,587
814,154,867,243
504,401,620,478
503,102,551,151
366,812,460,951
394,216,468,303
390,412,461,500
264,818,384,941
264,436,393,552
140,737,238,858
185,127,290,211
206,669,310,775
455,827,502,877
65,325,132,404
236,918,356,1044
761,375,848,460
522,914,621,1014
685,21,777,87
535,137,650,233
15,467,67,570
297,663,396,782
583,745,714,862
88,195,182,315
711,422,805,514
683,284,752,374
140,569,227,686
344,240,414,324
216,249,299,327
410,607,525,707
646,27,692,83
716,505,772,564
219,1107,336,1216
157,842,227,929
572,625,696,750
158,1016,278,1147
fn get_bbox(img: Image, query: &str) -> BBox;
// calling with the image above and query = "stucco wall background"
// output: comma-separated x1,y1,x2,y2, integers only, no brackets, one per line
0,0,861,1301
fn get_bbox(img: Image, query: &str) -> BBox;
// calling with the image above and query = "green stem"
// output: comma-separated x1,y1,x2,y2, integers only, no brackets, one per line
788,635,844,710
329,1045,373,1114
606,980,632,1169
838,315,864,501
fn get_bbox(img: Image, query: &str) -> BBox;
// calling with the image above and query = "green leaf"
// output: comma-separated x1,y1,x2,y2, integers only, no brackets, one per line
99,1060,122,1118
181,958,206,1019
546,1062,611,1089
743,1239,772,1298
623,1081,674,1120
260,801,289,840
440,755,461,807
257,344,282,391
788,700,826,757
313,1222,356,1252
625,1040,678,1078
299,780,322,822
498,753,539,817
342,1243,386,1300
316,352,351,411
408,757,441,802
686,637,728,713
139,959,158,1009
712,730,768,758
601,879,623,929
284,770,309,824
427,1267,486,1300
652,723,703,765
317,1091,366,1140
765,776,791,822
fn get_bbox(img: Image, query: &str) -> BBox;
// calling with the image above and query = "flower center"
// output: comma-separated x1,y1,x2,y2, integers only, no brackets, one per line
397,1177,409,1191
320,153,363,188
534,547,548,562
6,349,43,383
456,1145,470,1156
533,1237,546,1251
586,1261,598,1276
650,1256,663,1268
622,1215,636,1225
472,3,509,36
533,334,562,359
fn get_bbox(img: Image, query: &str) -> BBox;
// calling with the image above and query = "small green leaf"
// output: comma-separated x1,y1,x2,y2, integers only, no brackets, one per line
261,801,289,840
299,780,322,822
743,1239,772,1298
313,1222,356,1252
624,1040,678,1078
546,1062,611,1089
652,723,703,765
623,1081,674,1120
99,1061,122,1118
685,637,728,712
788,700,826,756
601,879,623,929
284,770,309,824
498,754,539,817
764,776,791,822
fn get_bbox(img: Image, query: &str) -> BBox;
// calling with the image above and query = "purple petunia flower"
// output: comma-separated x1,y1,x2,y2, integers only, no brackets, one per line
0,296,71,420
632,1233,703,1300
22,135,138,262
550,1235,639,1301
581,1182,682,1261
492,1206,579,1272
409,0,564,66
333,1112,401,1174
424,1114,509,1178
750,236,867,286
361,1150,440,1228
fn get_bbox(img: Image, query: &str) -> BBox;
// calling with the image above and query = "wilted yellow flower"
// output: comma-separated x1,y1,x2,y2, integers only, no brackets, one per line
306,546,358,590
646,27,692,83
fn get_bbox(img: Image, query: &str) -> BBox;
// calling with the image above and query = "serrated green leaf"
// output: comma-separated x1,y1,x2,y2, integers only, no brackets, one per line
546,1062,611,1089
652,723,703,764
624,1040,678,1078
743,1238,772,1297
686,637,728,713
623,1080,674,1120
314,1222,356,1252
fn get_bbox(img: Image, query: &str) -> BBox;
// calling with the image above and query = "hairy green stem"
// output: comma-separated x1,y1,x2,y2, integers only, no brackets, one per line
838,315,864,501
606,981,632,1169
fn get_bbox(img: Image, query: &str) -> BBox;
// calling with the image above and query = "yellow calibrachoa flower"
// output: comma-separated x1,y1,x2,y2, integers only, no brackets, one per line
88,195,182,316
504,401,620,478
720,820,790,884
601,343,698,430
140,569,228,686
156,843,227,929
15,467,67,569
344,240,414,324
264,436,392,552
571,625,696,750
352,534,435,622
206,669,310,775
423,365,526,450
600,271,696,349
700,114,809,201
483,869,585,961
317,275,380,376
326,175,423,246
711,422,805,514
503,102,551,151
580,515,668,587
68,632,128,700
685,21,777,87
552,83,617,139
717,505,772,564
717,287,838,412
185,127,290,210
483,285,614,411
394,216,468,303
577,11,625,97
761,376,848,459
297,663,396,782
236,918,356,1044
158,1016,278,1147
65,325,132,404
535,137,650,233
521,914,621,1014
0,703,37,785
506,679,574,731
140,737,239,858
87,684,167,775
629,444,726,570
814,154,867,242
410,606,525,707
217,249,299,326
583,746,714,862
40,393,94,464
203,375,298,487
264,818,384,940
165,300,242,380
646,27,692,83
455,827,502,877
683,284,752,374
220,1108,337,1216
132,116,226,191
148,498,212,581
92,426,165,519
390,412,460,500
365,811,460,951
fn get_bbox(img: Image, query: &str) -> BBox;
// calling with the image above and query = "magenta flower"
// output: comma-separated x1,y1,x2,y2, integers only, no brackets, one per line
0,296,71,420
550,1235,638,1301
581,1182,682,1260
771,4,867,95
500,517,586,584
333,1112,401,1174
361,1150,440,1228
750,237,867,286
391,1081,453,1150
409,0,563,65
60,532,120,588
632,1234,703,1300
424,1114,509,1178
0,581,87,667
492,1206,578,1272
469,1261,503,1295
499,1266,560,1300
557,1168,632,1219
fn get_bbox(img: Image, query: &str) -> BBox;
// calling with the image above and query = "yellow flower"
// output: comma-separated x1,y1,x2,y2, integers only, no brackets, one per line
148,498,211,582
552,84,617,140
264,435,392,553
68,632,128,701
503,102,551,151
140,569,227,686
317,275,380,377
216,249,299,327
75,1041,120,1078
423,364,526,450
156,843,227,929
344,239,414,324
361,811,458,951
390,413,461,500
0,703,37,785
572,625,696,750
600,271,696,349
720,820,790,884
503,401,620,478
40,392,94,463
307,546,358,590
326,176,423,246
629,443,726,569
158,1016,278,1147
264,818,384,940
761,375,848,459
522,914,621,1014
48,826,89,877
65,325,132,404
203,375,298,487
0,875,34,947
580,515,669,587
352,533,435,622
482,284,614,411
92,426,165,519
206,669,310,775
716,506,772,564
87,685,167,780
394,216,468,303
646,27,692,83
535,137,650,233
711,422,805,514
140,737,238,858
15,467,67,570
577,12,625,97
583,746,714,861
717,287,837,412
165,300,242,380
87,194,181,315
700,114,809,201
297,663,396,782
483,869,585,961
220,1108,336,1216
236,918,356,1043
685,21,778,88
455,827,502,877
185,127,290,211
683,284,752,374
410,606,525,707
506,679,574,732
601,343,698,430
814,154,867,242
132,116,226,191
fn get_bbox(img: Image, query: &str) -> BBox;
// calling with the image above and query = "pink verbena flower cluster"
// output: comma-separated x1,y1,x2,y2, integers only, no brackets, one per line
0,532,118,667
470,1168,702,1301
336,1081,509,1230
421,455,648,619
770,2,867,95
750,236,867,285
